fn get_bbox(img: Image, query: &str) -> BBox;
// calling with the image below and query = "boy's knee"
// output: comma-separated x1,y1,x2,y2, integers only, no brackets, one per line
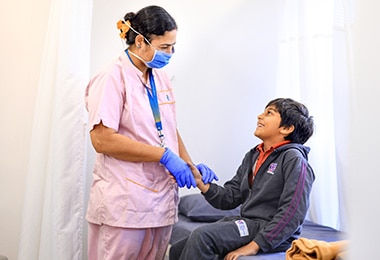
189,227,209,242
169,236,188,260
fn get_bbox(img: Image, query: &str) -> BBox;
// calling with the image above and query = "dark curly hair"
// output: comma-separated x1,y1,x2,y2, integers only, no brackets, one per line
266,98,314,144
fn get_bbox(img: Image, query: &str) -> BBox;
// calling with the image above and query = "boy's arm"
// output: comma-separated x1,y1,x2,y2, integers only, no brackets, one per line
189,165,261,258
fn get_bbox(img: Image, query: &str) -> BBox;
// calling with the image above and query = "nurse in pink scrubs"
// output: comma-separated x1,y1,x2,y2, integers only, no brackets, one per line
84,5,217,260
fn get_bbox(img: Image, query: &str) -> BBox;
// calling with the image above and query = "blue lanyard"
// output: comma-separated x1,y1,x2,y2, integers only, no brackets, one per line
146,70,165,147
125,50,165,147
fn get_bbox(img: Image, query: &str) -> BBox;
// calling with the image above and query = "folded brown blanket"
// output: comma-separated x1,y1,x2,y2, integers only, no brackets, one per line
286,237,349,260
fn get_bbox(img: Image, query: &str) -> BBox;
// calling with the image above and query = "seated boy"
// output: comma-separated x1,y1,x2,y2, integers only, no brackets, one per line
170,98,315,259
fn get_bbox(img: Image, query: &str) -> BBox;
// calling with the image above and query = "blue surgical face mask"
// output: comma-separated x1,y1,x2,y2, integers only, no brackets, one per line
128,45,173,69
145,46,172,69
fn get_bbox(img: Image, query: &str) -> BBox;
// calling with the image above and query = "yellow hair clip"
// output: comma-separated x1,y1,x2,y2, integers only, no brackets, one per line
117,20,131,39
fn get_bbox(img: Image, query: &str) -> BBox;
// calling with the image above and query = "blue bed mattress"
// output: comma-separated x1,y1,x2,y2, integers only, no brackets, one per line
170,194,347,259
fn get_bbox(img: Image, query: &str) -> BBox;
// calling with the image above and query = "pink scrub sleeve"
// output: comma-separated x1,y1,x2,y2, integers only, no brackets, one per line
85,63,126,132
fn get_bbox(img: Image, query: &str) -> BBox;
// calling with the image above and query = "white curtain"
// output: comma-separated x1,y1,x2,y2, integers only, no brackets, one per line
275,0,354,231
18,0,93,259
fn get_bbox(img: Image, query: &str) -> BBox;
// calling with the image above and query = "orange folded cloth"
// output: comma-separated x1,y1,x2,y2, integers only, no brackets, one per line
286,237,349,260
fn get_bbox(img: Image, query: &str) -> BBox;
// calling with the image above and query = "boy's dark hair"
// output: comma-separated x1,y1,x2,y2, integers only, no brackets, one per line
266,98,314,144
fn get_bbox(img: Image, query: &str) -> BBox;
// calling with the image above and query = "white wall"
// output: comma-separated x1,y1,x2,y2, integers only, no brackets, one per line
1,0,379,259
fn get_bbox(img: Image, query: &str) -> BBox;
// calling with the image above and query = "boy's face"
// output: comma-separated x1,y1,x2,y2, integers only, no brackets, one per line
254,105,283,142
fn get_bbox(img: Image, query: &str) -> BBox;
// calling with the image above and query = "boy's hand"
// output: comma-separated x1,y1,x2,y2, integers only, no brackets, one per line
224,241,260,260
188,163,211,193
188,163,202,183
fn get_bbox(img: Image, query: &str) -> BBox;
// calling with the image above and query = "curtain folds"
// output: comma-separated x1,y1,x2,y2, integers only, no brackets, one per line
18,0,93,259
275,0,354,231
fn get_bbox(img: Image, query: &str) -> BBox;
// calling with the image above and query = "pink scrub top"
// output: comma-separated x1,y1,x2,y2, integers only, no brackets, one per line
85,51,179,228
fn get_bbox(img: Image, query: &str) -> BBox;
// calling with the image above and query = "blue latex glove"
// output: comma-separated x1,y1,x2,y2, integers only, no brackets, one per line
160,148,196,188
196,163,219,183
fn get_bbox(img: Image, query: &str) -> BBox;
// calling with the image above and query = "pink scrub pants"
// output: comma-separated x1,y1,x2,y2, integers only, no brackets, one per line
88,222,172,260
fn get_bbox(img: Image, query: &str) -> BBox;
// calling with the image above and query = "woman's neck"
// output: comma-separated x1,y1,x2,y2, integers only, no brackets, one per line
127,48,149,78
